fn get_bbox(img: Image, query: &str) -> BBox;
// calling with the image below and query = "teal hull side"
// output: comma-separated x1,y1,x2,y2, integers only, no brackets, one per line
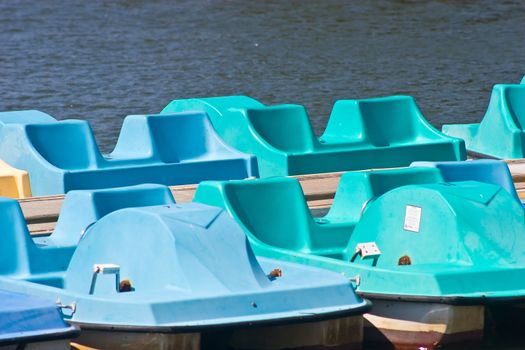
193,169,525,302
162,95,466,177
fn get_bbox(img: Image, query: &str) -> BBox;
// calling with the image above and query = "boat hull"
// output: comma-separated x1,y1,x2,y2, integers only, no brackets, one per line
2,339,71,350
363,300,484,350
69,315,363,350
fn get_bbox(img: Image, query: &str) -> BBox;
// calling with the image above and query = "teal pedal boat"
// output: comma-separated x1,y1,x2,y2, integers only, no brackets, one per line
193,168,525,349
443,83,525,159
161,95,466,177
0,184,370,350
0,110,257,196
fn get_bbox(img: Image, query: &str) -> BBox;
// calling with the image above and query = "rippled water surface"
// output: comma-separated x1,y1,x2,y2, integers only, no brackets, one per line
2,1,525,349
1,0,525,152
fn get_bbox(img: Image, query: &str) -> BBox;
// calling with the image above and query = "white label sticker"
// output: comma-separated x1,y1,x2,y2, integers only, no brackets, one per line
403,205,422,232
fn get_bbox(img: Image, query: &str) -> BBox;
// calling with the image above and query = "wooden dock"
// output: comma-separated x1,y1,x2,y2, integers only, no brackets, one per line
20,160,525,235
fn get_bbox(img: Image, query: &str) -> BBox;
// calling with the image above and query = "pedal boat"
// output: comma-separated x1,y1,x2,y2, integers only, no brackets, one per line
193,167,525,349
0,110,257,196
0,289,79,349
161,95,465,177
443,83,525,159
0,184,370,350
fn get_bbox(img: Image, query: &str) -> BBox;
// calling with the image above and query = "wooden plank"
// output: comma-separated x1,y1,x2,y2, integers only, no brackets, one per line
25,161,525,235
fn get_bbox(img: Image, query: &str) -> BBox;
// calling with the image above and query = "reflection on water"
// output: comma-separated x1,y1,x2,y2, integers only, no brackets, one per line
1,1,525,349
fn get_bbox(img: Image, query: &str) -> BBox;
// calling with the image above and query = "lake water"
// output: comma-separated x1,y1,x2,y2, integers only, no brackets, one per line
1,0,525,153
1,1,525,349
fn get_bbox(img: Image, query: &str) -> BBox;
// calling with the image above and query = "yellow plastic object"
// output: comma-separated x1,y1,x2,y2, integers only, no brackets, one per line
0,160,32,198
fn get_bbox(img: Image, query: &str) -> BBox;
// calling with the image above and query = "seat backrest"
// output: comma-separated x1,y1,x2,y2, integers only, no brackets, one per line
51,184,176,246
324,96,426,147
219,178,313,250
246,105,318,152
503,85,525,130
356,96,420,146
149,113,223,162
326,167,444,223
0,198,33,276
25,121,101,170
411,160,521,204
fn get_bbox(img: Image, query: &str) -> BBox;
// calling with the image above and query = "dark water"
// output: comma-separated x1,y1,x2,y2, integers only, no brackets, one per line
1,1,525,152
2,1,525,349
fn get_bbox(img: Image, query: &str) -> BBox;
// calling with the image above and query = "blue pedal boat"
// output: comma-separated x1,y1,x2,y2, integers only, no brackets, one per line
193,168,525,349
411,159,523,205
0,184,370,350
161,95,466,177
0,289,78,349
0,110,257,196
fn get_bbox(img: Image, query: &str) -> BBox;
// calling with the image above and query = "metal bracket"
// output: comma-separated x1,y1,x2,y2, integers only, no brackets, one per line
89,263,121,295
56,297,76,316
349,275,361,287
350,242,381,266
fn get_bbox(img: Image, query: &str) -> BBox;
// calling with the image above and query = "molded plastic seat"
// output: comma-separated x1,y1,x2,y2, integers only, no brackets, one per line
194,167,444,258
411,160,522,205
162,95,465,177
443,84,525,159
0,111,257,195
0,184,175,282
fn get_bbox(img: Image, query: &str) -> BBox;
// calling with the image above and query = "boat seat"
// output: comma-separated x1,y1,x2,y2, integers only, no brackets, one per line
26,121,102,170
0,111,257,195
246,105,318,152
443,84,525,159
324,167,444,224
411,160,522,205
40,184,175,247
0,184,176,283
194,177,354,256
0,198,72,278
323,96,433,146
162,95,465,177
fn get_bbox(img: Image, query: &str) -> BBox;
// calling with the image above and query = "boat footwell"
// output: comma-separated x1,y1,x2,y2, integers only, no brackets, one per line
363,300,484,349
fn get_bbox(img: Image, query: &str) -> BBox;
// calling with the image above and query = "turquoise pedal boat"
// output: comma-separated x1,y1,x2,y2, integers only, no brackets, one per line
0,289,79,349
161,95,466,177
193,168,525,348
0,110,257,196
0,184,370,350
442,84,525,159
